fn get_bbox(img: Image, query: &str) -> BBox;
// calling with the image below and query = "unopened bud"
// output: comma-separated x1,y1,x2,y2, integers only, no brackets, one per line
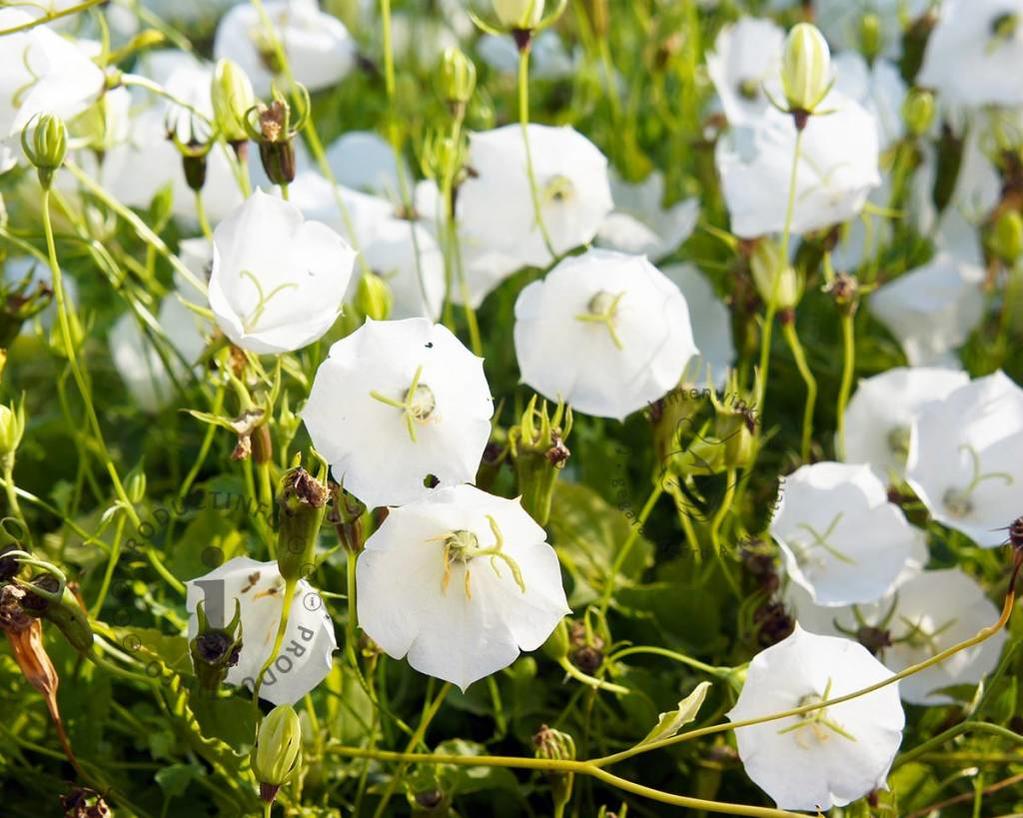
355,272,393,321
252,704,303,802
750,239,800,310
493,0,545,30
859,13,881,62
212,58,256,144
902,88,935,138
0,398,25,458
990,209,1023,264
21,113,68,189
438,47,476,111
780,23,831,120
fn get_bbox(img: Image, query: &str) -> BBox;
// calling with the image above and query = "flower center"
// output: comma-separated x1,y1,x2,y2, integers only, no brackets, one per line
777,678,856,746
895,614,958,653
574,290,626,350
737,78,760,101
942,444,1013,519
368,364,437,443
543,175,575,204
992,12,1019,41
239,270,298,333
792,512,856,570
432,516,526,600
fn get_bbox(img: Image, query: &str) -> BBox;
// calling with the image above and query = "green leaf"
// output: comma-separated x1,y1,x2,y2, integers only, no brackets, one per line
549,481,655,605
637,681,712,746
113,626,193,676
155,762,205,798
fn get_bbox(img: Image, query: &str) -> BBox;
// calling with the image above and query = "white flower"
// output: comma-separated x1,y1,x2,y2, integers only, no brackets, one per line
596,170,700,262
109,292,207,413
728,625,904,812
787,569,1008,706
833,52,906,151
357,218,446,321
706,17,785,126
476,30,574,80
771,462,928,606
356,485,570,691
842,367,970,481
324,130,411,201
811,0,930,60
415,179,524,308
186,557,337,706
906,371,1023,547
0,9,105,167
919,0,1023,108
302,318,494,509
209,190,356,353
715,91,881,238
457,124,613,268
661,263,735,389
514,248,699,421
213,0,356,98
868,253,985,368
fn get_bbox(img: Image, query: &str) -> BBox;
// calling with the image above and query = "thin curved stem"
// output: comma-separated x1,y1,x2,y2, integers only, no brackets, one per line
781,321,816,462
836,312,855,460
0,0,104,34
894,720,1023,769
518,45,557,259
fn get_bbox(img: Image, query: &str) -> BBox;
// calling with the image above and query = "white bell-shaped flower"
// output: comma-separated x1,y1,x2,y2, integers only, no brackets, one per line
213,0,356,97
728,625,905,812
919,0,1023,108
324,130,411,200
513,248,699,421
357,218,446,321
457,124,613,268
706,17,785,126
808,0,930,60
209,189,356,353
771,462,928,606
833,52,906,151
186,557,337,706
842,367,970,481
715,90,880,238
906,371,1023,548
597,170,699,262
869,253,985,368
787,569,1008,706
302,318,494,509
356,485,570,691
0,9,105,168
662,263,735,390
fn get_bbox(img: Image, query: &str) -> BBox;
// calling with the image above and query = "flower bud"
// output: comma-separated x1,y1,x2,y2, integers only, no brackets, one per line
749,239,801,310
509,396,572,526
780,23,831,118
21,113,68,189
989,209,1023,264
125,465,147,504
540,617,570,662
355,272,393,321
858,13,881,62
251,704,303,802
438,47,476,111
533,724,576,814
276,467,328,584
212,58,256,145
0,397,25,459
902,88,935,138
493,0,545,30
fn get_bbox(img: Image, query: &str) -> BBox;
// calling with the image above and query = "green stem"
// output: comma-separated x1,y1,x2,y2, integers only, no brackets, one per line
0,0,104,34
598,482,663,616
253,579,298,704
90,513,126,616
195,191,213,240
708,468,736,554
2,456,31,547
370,682,453,818
781,321,816,462
518,43,557,259
606,646,732,680
894,721,1023,769
836,312,856,460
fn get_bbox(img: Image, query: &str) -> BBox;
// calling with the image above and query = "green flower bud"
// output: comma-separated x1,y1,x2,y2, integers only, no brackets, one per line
902,88,935,138
533,725,576,815
989,209,1023,264
438,47,476,110
508,396,572,526
541,617,570,662
750,239,801,311
251,704,303,802
212,58,256,144
125,465,147,504
859,13,881,62
21,113,68,189
780,23,831,119
0,397,25,459
276,467,328,584
355,272,393,321
493,0,545,30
